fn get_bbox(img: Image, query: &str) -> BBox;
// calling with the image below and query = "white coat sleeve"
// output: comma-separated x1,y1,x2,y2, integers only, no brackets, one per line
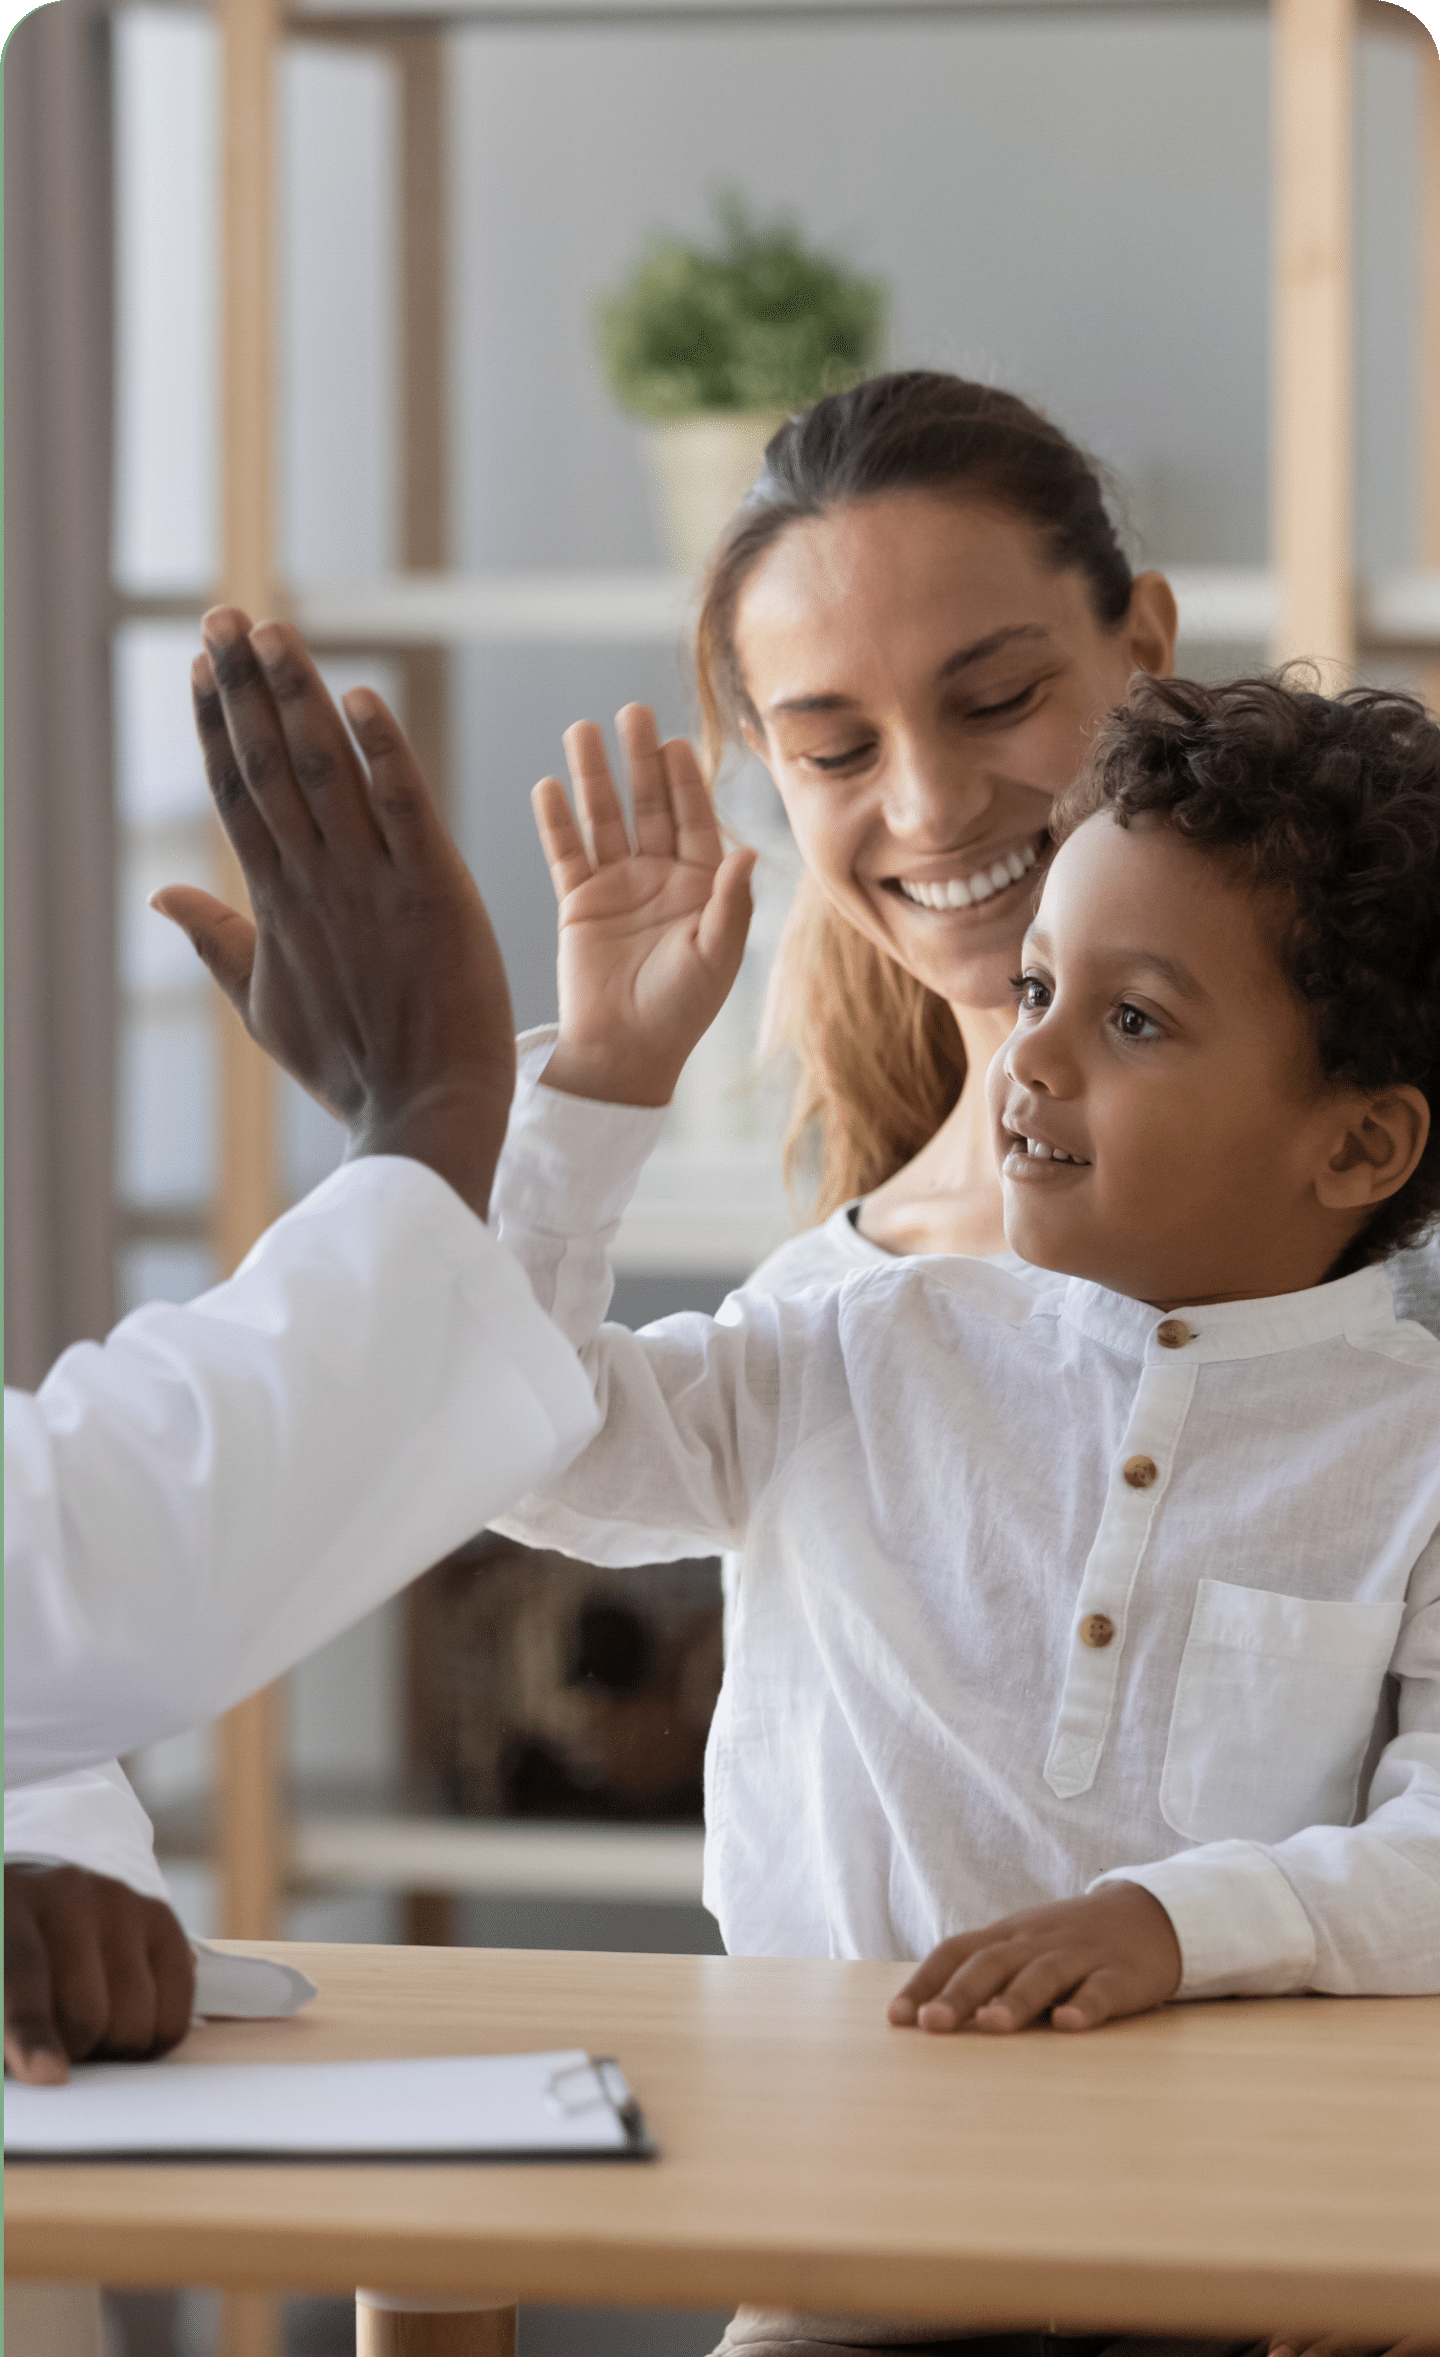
487,1033,827,1568
4,1762,172,1903
4,1155,599,1788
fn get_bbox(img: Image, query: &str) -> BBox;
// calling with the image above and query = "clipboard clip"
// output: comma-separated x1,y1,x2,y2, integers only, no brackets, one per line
543,2056,643,2137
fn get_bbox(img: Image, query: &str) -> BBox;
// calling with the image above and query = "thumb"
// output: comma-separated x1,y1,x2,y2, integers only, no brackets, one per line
4,1921,70,2083
151,887,257,1011
696,847,757,985
4,2016,71,2084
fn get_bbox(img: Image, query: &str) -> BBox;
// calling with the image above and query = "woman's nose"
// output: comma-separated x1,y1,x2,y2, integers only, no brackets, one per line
882,741,985,841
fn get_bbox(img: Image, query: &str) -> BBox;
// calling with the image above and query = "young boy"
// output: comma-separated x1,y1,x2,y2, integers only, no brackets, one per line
491,671,1439,2357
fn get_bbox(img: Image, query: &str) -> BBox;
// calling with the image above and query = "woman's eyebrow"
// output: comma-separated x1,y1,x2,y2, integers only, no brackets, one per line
766,625,1055,717
937,624,1053,681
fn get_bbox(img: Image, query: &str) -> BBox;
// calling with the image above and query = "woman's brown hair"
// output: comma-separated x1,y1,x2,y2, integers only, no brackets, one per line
693,369,1135,1218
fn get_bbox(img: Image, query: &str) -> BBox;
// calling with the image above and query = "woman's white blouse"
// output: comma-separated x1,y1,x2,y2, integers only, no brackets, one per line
492,1037,1440,2001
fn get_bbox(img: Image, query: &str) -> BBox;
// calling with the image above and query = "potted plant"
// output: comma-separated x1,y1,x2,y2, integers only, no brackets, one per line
596,192,884,571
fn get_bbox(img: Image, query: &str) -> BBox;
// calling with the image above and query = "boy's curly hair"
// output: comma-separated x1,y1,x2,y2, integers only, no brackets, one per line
1050,671,1440,1274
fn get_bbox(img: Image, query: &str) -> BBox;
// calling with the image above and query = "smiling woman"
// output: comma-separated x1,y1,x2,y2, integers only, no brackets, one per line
693,371,1178,1256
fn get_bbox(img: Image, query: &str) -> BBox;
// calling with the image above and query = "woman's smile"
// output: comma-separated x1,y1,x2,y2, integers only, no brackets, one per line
883,830,1046,914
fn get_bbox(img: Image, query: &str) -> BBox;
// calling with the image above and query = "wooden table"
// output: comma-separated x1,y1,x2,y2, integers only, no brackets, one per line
6,1946,1440,2346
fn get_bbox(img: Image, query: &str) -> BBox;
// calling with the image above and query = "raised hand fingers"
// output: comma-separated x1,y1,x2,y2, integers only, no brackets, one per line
564,721,633,867
191,642,282,888
341,689,450,874
197,609,320,860
247,623,387,861
533,776,596,904
661,735,724,870
619,704,675,860
695,846,757,984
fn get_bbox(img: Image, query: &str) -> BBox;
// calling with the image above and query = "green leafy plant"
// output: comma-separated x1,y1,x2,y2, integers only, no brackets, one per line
596,192,885,423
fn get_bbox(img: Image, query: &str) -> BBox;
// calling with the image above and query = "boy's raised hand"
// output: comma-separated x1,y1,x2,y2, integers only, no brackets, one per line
533,705,756,1107
887,1883,1181,2036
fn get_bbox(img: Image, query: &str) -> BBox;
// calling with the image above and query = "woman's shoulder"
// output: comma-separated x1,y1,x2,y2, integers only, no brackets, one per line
738,1199,1041,1306
739,1202,883,1302
1388,1232,1440,1342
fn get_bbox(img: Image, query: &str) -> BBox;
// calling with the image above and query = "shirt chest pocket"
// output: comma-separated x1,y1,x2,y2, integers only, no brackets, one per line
1159,1579,1403,1846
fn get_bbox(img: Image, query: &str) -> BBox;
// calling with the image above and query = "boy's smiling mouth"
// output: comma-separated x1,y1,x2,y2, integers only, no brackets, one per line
1001,1122,1092,1175
885,832,1045,912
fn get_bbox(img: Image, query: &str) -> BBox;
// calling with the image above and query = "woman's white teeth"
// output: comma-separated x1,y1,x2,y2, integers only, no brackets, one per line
1022,1136,1081,1163
897,838,1039,910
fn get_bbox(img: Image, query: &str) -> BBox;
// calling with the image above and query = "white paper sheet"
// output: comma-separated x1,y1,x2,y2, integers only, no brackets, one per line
4,2049,653,2161
191,1944,317,2021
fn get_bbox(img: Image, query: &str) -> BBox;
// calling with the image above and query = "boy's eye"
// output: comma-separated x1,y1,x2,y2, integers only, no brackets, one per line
1010,971,1051,1013
1114,1003,1162,1041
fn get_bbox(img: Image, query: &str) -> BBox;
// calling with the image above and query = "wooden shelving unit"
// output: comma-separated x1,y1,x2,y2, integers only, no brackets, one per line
133,0,1440,1953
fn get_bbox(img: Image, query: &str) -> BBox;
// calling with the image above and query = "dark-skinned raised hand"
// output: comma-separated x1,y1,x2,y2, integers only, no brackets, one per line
154,608,515,1221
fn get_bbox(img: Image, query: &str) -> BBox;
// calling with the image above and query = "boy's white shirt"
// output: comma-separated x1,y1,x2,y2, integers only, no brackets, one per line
4,1155,599,1900
490,1031,1440,2001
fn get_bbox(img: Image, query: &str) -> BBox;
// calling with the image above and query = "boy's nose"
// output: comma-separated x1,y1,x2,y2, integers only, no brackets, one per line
1005,1013,1079,1101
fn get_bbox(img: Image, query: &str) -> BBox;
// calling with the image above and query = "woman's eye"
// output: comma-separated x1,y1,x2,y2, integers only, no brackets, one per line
1114,1003,1162,1041
967,683,1039,723
805,743,876,774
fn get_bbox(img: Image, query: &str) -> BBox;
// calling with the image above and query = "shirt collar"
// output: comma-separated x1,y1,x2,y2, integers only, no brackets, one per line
1055,1261,1397,1365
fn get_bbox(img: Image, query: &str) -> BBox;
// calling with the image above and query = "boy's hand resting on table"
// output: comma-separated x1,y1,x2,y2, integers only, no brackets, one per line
154,608,516,1221
532,704,757,1107
888,1883,1182,2035
4,1864,195,2083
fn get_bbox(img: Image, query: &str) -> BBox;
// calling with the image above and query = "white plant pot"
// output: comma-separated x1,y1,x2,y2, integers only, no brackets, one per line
644,410,788,574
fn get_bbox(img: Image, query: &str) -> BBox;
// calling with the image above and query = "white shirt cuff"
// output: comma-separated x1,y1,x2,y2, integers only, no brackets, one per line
5,1762,173,1905
506,1026,669,1238
1091,1841,1318,1998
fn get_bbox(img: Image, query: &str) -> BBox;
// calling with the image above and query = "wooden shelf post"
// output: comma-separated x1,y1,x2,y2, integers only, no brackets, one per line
1271,0,1356,681
215,0,286,1959
1419,21,1440,717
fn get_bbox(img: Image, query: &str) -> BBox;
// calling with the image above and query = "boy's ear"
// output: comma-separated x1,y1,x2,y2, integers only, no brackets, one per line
1315,1085,1431,1210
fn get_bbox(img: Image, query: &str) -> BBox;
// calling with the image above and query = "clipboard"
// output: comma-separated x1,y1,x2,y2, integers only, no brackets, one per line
4,2048,657,2164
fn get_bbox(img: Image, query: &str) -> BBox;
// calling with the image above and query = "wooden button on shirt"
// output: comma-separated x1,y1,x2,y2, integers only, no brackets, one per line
1156,1318,1193,1349
1124,1455,1159,1488
1079,1613,1116,1648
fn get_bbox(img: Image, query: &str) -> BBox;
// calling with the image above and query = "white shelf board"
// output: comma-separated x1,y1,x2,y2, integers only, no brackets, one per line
291,571,694,647
1362,570,1440,646
290,1813,706,1903
291,0,1257,22
287,566,1440,652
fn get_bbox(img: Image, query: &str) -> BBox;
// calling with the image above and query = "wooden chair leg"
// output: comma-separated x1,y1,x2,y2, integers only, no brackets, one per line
220,2289,281,2357
356,2292,518,2357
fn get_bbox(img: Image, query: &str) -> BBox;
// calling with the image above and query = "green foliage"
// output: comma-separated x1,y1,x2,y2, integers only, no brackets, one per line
595,192,885,423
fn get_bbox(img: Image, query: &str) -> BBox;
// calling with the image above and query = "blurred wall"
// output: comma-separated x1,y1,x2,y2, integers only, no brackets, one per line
439,12,1421,1026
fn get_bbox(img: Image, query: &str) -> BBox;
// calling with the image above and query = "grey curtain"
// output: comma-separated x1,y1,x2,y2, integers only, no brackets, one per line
4,0,117,1387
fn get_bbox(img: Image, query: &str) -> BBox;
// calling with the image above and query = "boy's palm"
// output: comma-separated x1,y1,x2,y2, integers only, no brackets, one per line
534,706,756,1106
